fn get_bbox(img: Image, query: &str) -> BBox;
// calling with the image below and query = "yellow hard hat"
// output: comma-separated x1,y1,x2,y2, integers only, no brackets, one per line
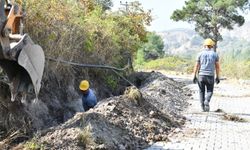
204,38,215,46
79,80,89,91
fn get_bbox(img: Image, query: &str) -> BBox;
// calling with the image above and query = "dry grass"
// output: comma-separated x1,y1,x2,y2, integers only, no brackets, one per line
77,124,95,148
124,86,143,105
0,129,30,150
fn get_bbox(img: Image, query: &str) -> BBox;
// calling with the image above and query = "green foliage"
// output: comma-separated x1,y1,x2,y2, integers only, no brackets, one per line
171,0,249,50
104,75,118,90
138,56,192,73
22,0,152,73
135,48,145,66
221,60,250,79
134,32,164,68
221,46,250,79
119,1,152,42
215,38,250,79
24,139,45,150
143,32,164,60
25,0,87,62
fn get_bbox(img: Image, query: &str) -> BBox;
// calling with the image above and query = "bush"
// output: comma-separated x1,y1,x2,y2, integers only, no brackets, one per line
24,0,151,69
136,56,192,74
104,75,118,90
221,59,250,79
24,139,45,150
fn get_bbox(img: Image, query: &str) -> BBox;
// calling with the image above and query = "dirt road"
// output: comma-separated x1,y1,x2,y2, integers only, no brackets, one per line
147,74,250,150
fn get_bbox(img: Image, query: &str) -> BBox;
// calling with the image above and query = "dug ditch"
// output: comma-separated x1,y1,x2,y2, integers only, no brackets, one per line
0,71,191,149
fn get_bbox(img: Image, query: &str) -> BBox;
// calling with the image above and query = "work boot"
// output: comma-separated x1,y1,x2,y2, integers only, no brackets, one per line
201,104,205,112
204,101,210,112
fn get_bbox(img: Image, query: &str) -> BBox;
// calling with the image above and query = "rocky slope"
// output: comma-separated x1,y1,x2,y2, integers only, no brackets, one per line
158,21,250,57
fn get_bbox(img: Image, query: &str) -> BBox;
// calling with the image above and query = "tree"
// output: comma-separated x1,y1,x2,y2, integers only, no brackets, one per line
138,32,164,61
95,0,113,10
119,1,152,42
135,48,145,66
171,0,249,51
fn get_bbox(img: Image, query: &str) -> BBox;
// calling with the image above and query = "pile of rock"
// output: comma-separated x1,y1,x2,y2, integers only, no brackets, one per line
15,72,190,149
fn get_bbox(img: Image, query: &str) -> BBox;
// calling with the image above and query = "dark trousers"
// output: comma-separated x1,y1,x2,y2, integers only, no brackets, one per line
82,102,95,111
198,75,214,106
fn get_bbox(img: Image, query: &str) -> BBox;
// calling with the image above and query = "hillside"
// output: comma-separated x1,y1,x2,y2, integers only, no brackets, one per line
158,21,250,59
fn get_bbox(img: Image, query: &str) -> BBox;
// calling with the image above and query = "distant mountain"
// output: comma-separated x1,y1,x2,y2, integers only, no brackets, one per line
220,22,250,41
158,21,250,59
158,28,201,58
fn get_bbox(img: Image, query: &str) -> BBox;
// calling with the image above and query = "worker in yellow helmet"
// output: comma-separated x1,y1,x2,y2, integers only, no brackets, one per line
79,80,97,111
193,38,220,112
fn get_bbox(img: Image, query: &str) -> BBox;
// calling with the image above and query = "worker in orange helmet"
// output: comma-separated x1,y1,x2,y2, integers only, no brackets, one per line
193,38,220,112
79,80,97,111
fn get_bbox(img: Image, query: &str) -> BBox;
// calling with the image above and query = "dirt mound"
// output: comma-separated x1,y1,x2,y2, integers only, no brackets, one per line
138,72,188,118
13,72,190,149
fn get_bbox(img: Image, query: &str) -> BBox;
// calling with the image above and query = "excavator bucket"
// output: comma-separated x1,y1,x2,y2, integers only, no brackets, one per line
18,43,45,96
0,0,45,101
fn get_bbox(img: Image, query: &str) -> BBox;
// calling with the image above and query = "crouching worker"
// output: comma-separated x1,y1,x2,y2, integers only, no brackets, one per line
79,80,97,111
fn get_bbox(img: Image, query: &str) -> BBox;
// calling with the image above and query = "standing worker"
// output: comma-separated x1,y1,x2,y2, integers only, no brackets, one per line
79,80,97,111
193,38,220,112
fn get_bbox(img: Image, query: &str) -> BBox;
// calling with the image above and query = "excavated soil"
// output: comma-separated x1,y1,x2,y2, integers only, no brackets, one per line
1,71,191,149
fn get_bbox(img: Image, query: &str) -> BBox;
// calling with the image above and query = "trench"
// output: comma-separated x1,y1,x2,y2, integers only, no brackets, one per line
0,64,149,146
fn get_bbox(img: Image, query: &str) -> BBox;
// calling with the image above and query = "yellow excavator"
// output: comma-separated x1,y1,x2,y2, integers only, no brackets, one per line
0,0,45,102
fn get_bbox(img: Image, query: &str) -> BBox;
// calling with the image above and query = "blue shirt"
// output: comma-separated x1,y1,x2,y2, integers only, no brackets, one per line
197,48,219,76
82,89,97,111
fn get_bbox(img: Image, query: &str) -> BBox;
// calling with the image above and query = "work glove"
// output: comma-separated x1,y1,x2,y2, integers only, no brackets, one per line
193,76,198,84
215,77,220,84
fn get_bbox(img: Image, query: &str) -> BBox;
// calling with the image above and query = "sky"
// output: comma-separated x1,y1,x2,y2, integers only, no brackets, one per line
113,0,250,32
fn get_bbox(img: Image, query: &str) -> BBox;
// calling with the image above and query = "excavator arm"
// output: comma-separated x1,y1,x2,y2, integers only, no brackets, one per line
0,0,45,102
